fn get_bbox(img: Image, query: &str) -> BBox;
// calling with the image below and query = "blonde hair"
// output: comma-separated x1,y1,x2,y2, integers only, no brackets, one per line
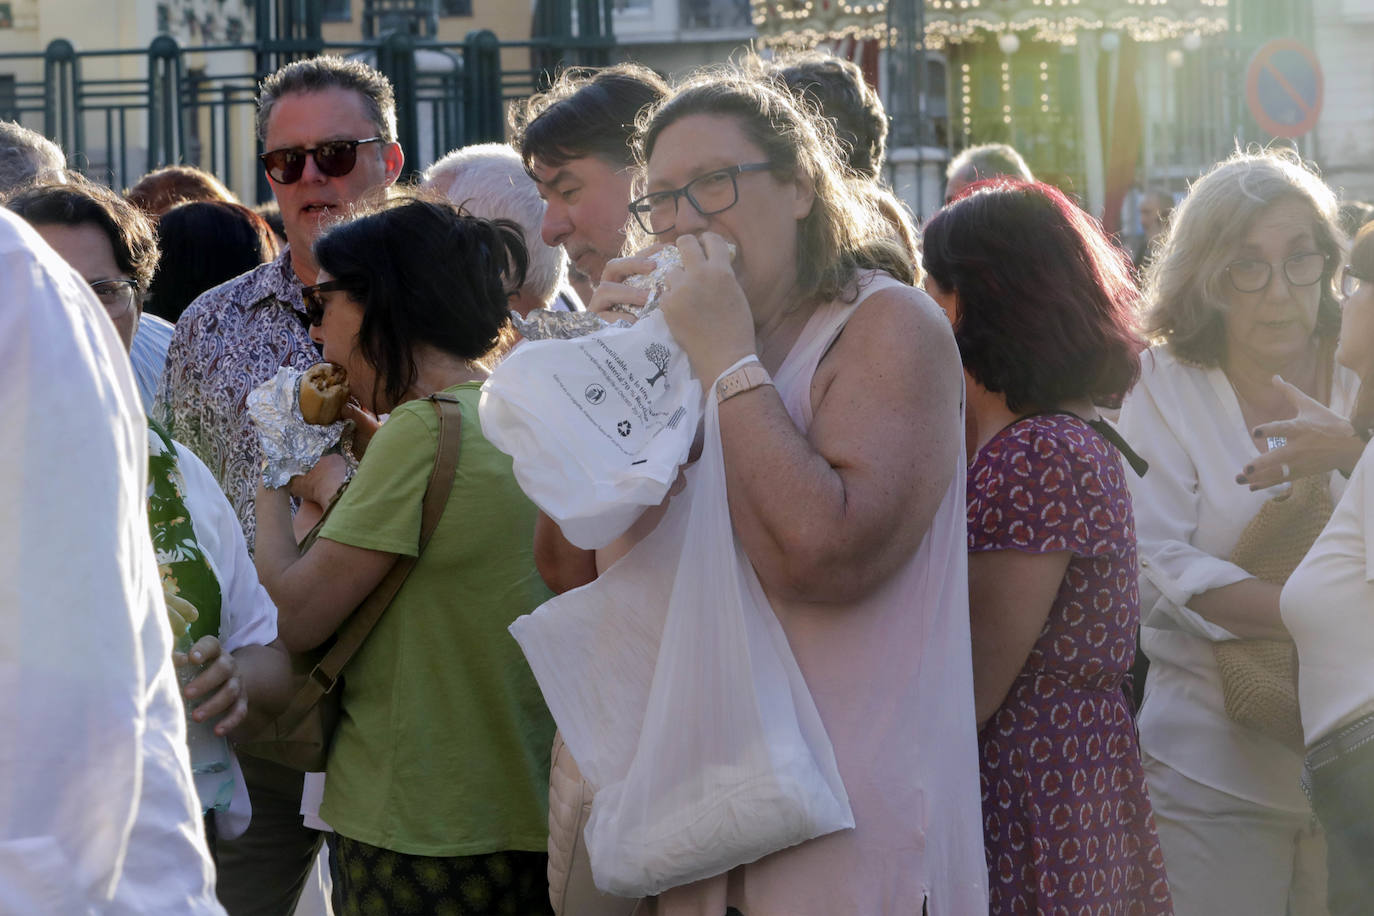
1144,147,1343,367
635,69,913,306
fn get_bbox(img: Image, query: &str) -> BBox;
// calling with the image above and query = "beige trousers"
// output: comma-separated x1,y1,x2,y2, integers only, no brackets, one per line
1143,753,1328,916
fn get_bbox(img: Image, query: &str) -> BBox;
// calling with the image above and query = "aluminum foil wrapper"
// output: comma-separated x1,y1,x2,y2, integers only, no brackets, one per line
248,367,353,489
621,243,685,312
510,244,734,341
510,308,628,341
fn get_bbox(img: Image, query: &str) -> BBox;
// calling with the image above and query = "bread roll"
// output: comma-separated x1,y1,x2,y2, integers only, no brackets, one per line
299,362,349,425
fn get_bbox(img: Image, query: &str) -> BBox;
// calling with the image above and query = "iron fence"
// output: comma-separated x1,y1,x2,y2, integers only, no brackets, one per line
0,12,613,201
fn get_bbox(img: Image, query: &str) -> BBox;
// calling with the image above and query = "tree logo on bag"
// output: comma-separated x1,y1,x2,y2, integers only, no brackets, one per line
617,420,632,437
644,343,671,389
584,383,606,405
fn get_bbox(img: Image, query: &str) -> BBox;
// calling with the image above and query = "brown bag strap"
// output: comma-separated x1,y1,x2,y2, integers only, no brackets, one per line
274,393,463,730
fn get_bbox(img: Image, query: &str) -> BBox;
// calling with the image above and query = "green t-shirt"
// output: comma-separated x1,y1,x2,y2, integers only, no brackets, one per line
317,383,555,856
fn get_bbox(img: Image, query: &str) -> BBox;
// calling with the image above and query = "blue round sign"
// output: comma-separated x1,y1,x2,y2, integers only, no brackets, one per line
1246,39,1323,138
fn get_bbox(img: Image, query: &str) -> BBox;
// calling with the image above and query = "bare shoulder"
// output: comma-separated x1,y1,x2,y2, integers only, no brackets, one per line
815,281,961,395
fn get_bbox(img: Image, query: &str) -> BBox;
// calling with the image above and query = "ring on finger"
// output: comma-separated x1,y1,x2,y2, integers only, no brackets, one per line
608,303,641,316
1280,462,1291,479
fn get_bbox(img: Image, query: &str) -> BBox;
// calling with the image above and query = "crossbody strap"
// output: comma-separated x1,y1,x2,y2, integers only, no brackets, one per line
277,393,464,726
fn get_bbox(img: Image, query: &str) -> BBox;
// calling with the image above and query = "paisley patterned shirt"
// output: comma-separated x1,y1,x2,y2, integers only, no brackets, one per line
154,247,321,551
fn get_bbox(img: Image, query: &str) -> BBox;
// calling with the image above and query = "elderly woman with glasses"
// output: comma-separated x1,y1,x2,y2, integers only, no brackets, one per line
1117,148,1357,915
539,71,986,914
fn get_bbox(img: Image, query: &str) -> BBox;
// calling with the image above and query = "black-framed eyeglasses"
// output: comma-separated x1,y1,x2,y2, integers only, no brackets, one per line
300,278,363,326
628,162,774,236
259,137,383,185
90,278,138,319
1224,251,1329,294
1340,265,1366,298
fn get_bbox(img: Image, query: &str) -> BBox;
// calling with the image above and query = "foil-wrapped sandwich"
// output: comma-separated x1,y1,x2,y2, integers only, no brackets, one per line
511,244,731,341
248,366,357,488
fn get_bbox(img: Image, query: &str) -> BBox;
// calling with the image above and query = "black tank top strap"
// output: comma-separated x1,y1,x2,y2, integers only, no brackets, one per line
1002,409,1149,478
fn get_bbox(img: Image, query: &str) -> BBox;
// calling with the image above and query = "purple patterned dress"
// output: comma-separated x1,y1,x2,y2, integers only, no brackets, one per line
968,414,1172,916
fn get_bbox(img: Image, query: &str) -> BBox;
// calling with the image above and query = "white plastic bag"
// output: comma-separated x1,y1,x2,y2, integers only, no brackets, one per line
479,310,699,549
509,380,853,898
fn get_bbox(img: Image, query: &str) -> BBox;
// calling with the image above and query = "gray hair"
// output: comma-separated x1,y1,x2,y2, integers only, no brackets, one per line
422,143,567,308
1144,147,1343,367
257,56,397,143
946,142,1033,184
0,121,65,192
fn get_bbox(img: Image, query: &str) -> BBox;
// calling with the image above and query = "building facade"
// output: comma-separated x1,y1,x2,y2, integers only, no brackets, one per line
1313,0,1374,203
612,0,755,78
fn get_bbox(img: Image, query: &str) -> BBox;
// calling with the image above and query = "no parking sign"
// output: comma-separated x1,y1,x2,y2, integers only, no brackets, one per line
1245,38,1323,138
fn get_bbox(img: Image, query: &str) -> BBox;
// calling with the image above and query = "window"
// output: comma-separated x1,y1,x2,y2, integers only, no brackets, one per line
681,0,749,29
322,0,351,21
439,0,473,15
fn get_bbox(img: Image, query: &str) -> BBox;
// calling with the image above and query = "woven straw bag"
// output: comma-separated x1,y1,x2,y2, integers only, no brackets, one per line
1213,473,1333,748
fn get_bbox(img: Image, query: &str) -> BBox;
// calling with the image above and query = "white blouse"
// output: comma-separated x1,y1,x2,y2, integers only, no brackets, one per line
1117,345,1358,812
175,440,279,839
1282,444,1374,746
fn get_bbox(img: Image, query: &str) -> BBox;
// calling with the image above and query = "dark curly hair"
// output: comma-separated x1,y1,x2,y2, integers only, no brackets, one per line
512,63,668,170
258,55,397,143
922,180,1143,412
312,191,528,410
764,52,887,179
5,172,159,295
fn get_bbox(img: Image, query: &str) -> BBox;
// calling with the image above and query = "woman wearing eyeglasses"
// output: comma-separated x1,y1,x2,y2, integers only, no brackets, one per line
253,193,558,916
539,73,986,914
1116,148,1357,915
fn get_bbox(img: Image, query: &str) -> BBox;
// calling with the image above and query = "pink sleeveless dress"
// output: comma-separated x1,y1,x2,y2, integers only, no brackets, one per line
650,271,988,915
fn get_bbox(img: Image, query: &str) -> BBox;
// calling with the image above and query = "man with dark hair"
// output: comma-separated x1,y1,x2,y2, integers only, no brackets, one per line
511,63,668,300
154,53,404,916
765,51,888,179
944,142,1034,204
158,54,402,549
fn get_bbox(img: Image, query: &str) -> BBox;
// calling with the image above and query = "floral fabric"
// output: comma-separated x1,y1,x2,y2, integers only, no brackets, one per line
154,247,321,550
147,420,220,641
968,414,1172,916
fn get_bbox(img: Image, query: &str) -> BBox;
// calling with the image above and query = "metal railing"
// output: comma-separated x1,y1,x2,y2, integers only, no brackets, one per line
0,4,615,200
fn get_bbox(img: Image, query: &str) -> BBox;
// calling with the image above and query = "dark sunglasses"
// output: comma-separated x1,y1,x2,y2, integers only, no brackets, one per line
259,137,383,184
300,278,363,326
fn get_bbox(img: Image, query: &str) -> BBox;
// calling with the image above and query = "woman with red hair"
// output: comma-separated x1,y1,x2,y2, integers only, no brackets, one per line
922,180,1171,915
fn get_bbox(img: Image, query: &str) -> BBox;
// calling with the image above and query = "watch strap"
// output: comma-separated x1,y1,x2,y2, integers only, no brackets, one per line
715,361,773,403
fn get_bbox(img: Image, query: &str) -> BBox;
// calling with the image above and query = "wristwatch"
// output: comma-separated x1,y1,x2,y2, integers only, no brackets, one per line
715,361,773,404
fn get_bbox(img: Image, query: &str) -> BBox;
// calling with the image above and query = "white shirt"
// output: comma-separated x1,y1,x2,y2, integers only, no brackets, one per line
1118,345,1358,812
1282,444,1374,745
174,440,278,839
0,211,223,914
130,312,174,416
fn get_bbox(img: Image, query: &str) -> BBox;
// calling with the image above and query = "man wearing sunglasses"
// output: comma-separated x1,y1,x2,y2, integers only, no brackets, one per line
154,55,403,916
